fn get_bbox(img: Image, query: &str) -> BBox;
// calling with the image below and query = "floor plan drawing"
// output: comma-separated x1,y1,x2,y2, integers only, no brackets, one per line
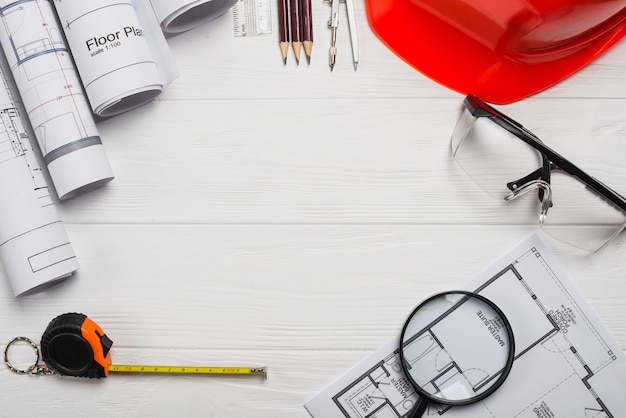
0,0,112,199
0,104,51,203
0,67,78,296
0,107,26,159
54,0,178,117
305,236,626,418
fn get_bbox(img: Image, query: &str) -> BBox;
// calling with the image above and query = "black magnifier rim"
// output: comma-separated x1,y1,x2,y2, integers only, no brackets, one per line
399,290,515,408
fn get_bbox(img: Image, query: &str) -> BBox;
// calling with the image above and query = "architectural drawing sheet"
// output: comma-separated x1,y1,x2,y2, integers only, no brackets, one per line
0,0,114,200
0,68,78,296
150,0,237,34
305,235,626,417
53,0,178,117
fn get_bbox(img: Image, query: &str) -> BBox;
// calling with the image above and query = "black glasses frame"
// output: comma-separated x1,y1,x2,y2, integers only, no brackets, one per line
463,94,626,213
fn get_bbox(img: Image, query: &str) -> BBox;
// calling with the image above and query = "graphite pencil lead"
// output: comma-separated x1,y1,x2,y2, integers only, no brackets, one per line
279,42,289,65
292,42,302,65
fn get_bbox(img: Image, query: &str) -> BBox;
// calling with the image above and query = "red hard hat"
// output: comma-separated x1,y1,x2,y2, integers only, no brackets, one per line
365,0,626,103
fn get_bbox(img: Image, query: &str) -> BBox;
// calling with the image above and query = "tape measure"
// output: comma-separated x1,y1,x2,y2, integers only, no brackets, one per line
5,313,267,379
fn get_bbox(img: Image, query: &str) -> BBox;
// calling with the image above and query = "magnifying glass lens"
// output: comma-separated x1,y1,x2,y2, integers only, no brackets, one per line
400,292,514,405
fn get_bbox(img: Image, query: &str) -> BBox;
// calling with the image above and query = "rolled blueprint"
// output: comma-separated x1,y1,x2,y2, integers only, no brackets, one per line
53,0,178,117
150,0,237,34
0,68,79,296
0,0,114,200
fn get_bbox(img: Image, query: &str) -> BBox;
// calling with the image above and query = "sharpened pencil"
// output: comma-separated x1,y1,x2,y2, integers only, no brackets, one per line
300,0,313,64
278,0,290,64
289,0,302,64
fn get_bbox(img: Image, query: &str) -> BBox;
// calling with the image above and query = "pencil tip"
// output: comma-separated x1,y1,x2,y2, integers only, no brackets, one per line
283,58,287,65
306,55,311,65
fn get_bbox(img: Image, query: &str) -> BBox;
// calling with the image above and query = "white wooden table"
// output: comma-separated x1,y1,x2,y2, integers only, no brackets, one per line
1,2,626,417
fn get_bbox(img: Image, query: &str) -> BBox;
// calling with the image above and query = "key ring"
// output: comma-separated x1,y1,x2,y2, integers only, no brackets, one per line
4,336,53,375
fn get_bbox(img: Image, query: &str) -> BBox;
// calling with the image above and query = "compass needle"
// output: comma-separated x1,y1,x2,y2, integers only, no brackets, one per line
327,0,358,71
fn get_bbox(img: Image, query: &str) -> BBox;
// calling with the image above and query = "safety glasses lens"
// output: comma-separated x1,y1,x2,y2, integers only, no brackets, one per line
451,107,626,252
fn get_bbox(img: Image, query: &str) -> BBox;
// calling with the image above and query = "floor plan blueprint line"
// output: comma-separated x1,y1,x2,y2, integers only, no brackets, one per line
43,135,102,164
0,220,63,247
0,65,79,296
305,235,626,418
0,0,113,199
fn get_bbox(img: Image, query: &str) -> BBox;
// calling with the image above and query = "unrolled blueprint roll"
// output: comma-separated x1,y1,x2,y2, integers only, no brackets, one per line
0,0,114,200
150,0,237,34
53,0,179,117
0,69,79,296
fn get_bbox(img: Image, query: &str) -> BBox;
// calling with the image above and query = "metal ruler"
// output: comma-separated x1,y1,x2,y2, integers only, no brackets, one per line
232,0,272,37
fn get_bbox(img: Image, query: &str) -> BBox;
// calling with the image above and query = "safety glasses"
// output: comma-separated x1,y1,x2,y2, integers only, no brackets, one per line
451,94,626,252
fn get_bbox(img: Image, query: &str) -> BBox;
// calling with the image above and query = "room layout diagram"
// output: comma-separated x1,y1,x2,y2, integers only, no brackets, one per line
0,0,114,202
305,237,626,418
0,89,48,199
0,70,53,209
0,0,100,160
0,66,78,295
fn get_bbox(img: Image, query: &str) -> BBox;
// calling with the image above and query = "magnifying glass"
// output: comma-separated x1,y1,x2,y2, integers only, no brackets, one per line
399,291,515,417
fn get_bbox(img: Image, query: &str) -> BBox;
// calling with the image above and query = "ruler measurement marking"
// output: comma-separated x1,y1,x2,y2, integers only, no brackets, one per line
233,0,272,37
109,364,267,378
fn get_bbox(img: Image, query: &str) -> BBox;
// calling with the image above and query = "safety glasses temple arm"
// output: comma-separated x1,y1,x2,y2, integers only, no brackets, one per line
465,95,626,213
512,139,626,212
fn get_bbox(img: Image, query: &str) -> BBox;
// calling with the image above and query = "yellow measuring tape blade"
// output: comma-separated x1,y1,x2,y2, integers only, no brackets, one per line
109,365,267,378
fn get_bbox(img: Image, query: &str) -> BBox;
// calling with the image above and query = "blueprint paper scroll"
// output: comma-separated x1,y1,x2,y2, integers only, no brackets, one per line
305,235,626,417
150,0,237,34
0,0,114,200
0,69,79,296
53,0,178,117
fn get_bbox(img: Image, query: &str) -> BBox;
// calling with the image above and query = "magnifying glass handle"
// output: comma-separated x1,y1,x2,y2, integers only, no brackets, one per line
407,397,428,418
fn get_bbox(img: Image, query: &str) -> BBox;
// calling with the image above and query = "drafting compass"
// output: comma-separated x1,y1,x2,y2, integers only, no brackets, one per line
327,0,359,70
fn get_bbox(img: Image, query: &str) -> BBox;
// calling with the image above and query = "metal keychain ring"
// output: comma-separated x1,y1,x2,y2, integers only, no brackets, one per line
4,336,41,374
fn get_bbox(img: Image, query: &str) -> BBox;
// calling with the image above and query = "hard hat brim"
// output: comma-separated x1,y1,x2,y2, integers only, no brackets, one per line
366,1,626,104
